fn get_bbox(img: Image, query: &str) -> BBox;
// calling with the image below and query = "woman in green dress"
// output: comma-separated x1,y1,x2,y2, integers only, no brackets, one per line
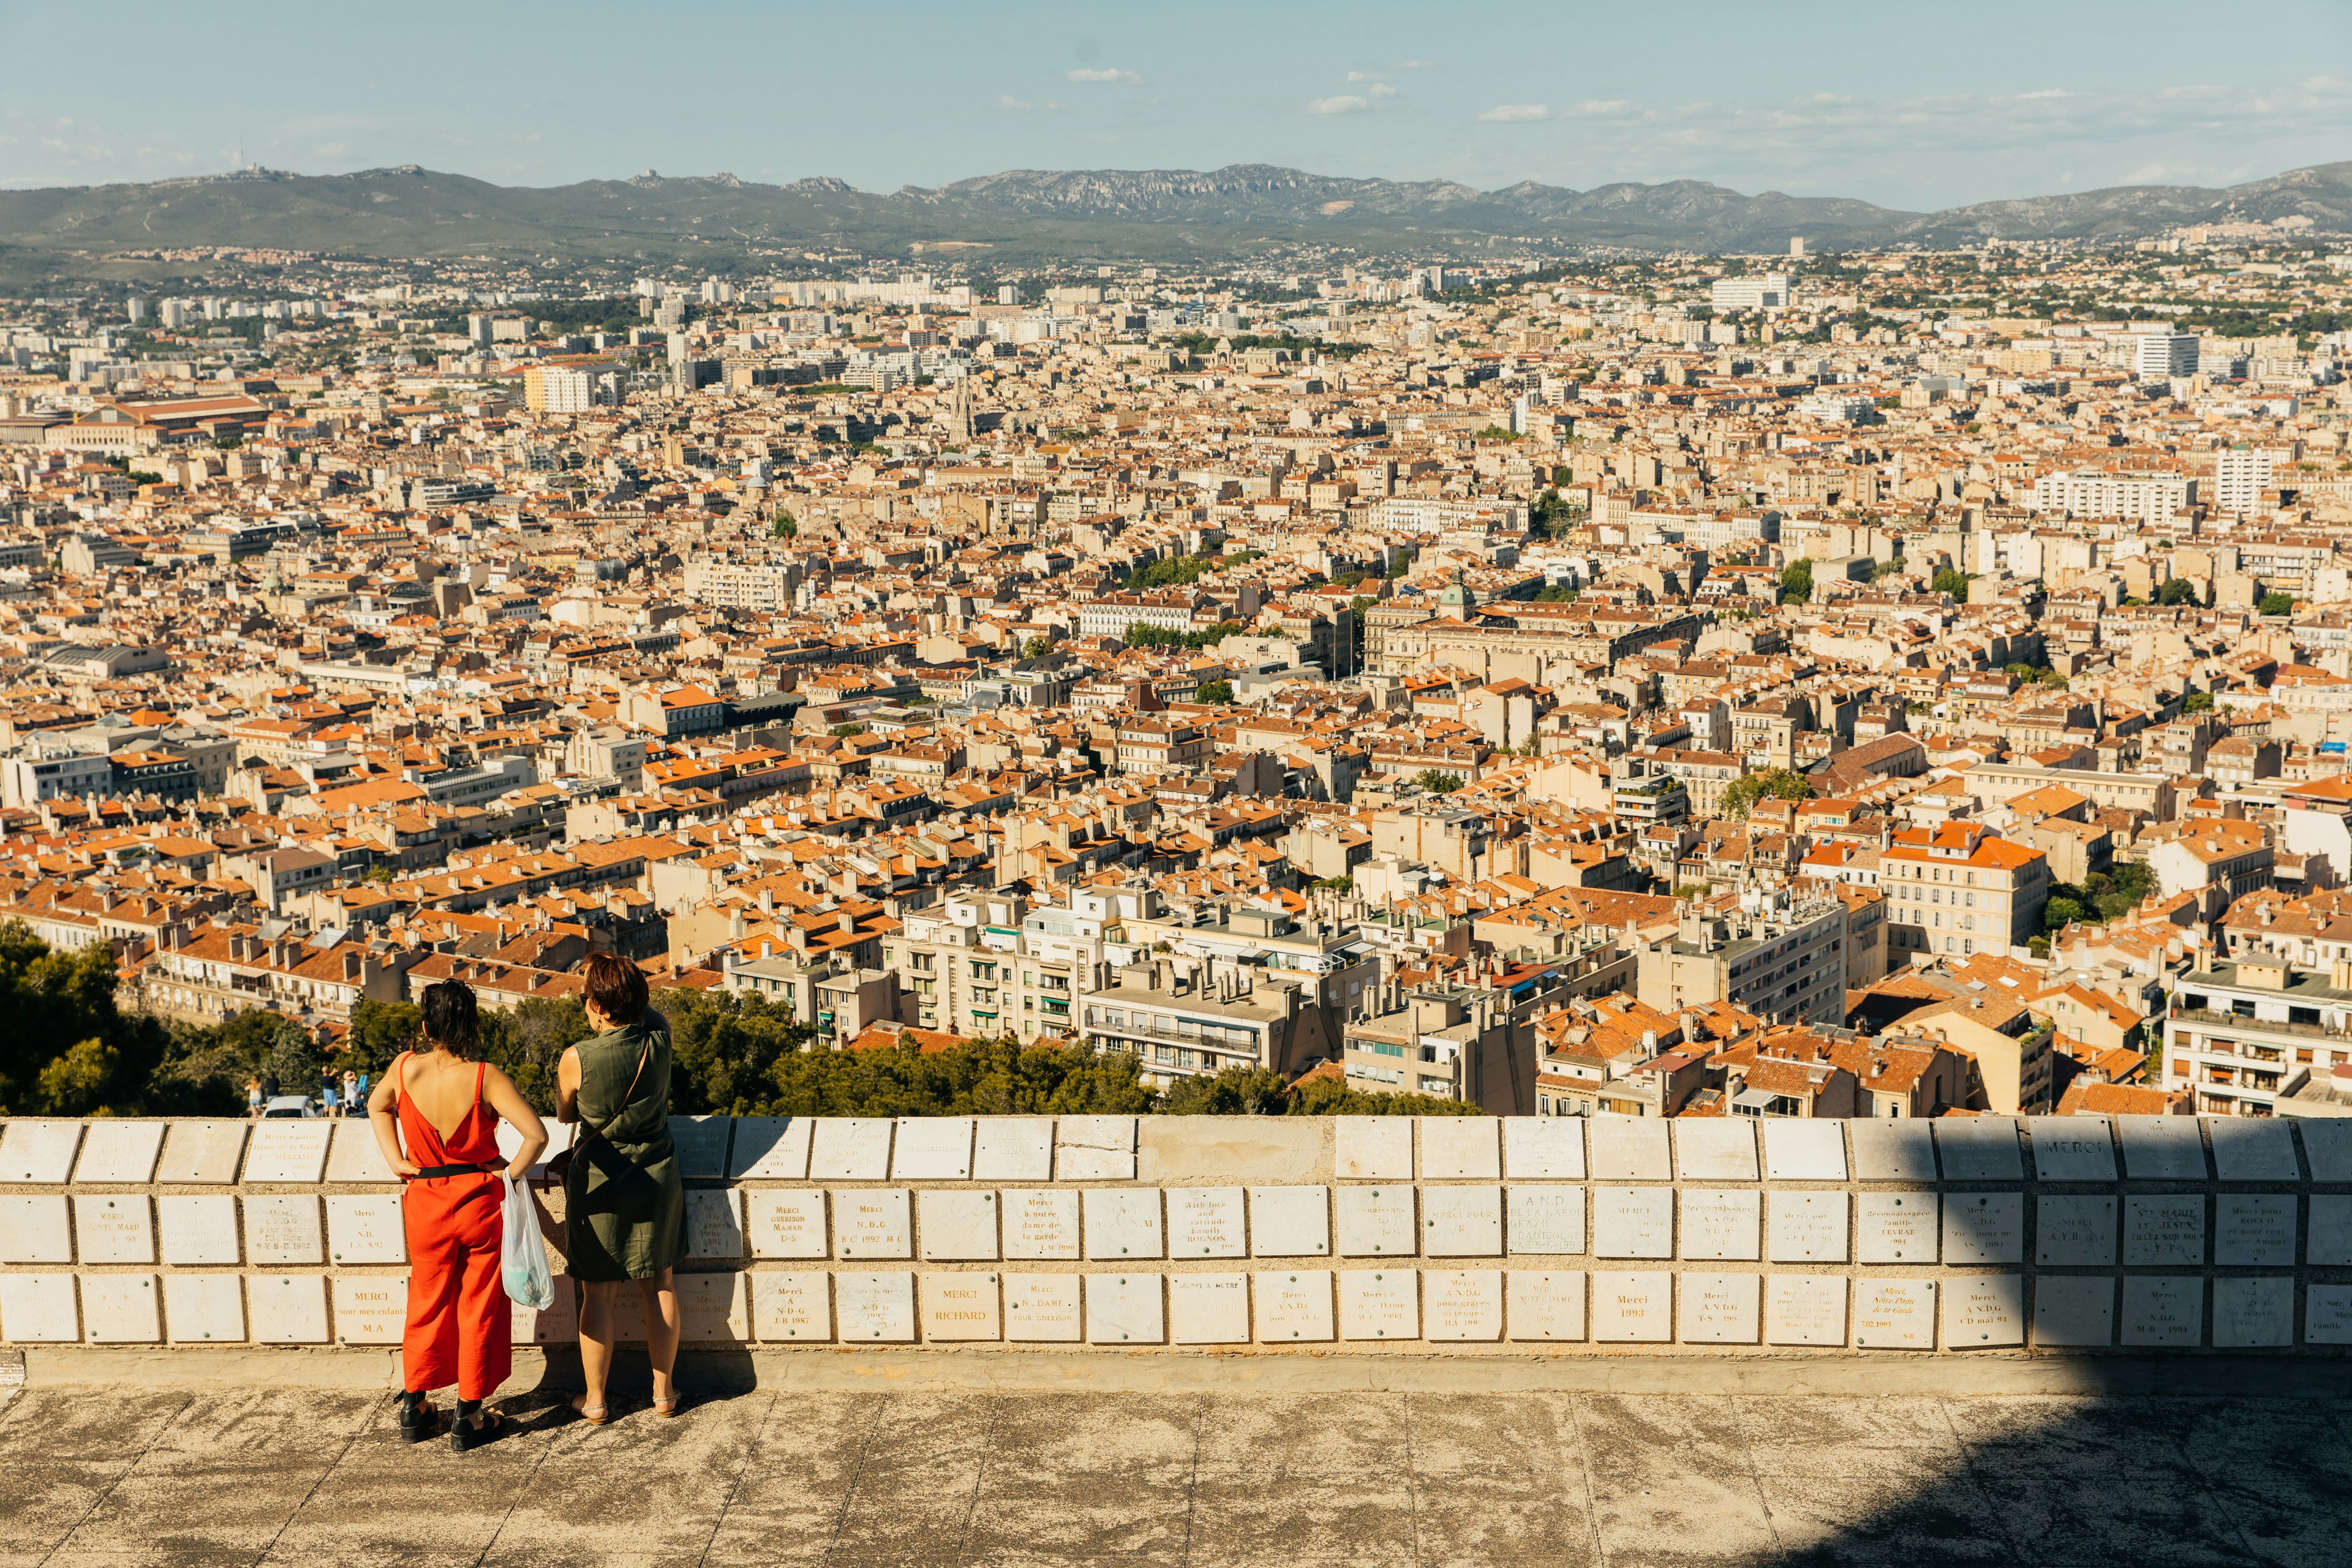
556,954,685,1422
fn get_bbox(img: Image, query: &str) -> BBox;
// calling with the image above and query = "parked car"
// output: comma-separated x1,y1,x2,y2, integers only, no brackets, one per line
261,1095,322,1119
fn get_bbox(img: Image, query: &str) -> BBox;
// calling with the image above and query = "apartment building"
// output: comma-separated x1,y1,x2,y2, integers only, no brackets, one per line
1635,895,1849,1026
1880,821,2049,961
1080,961,1329,1088
2166,950,2352,1117
881,889,1120,1042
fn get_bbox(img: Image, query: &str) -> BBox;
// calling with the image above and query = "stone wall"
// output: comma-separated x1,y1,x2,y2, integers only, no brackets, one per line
4,1112,2352,1354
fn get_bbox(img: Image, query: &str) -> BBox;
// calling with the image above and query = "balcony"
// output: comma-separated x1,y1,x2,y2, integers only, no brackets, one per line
2173,1006,2352,1043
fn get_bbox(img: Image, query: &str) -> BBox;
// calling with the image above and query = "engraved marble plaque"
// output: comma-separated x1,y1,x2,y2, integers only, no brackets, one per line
1588,1118,1672,1182
1082,1188,1163,1259
80,1275,159,1344
920,1272,1001,1341
1591,1270,1672,1343
1335,1185,1417,1256
164,1274,244,1343
1423,1186,1502,1257
247,1274,330,1344
1506,1270,1585,1341
2309,1194,2352,1268
686,1189,747,1261
1762,1120,1847,1182
1506,1186,1585,1255
2209,1118,2298,1183
1003,1188,1081,1260
2121,1275,2201,1348
1673,1120,1758,1182
750,1272,831,1342
1852,1278,1937,1349
748,1190,827,1259
0,1274,77,1341
2030,1121,2116,1183
1679,1272,1760,1344
1679,1189,1762,1261
1941,1274,2024,1348
832,1188,912,1261
2118,1116,2206,1180
2300,1119,2352,1183
157,1121,249,1185
0,1120,81,1183
1167,1273,1250,1345
1004,1273,1084,1343
2306,1283,2352,1345
1935,1118,2023,1181
1335,1118,1413,1180
1594,1187,1673,1259
728,1117,813,1180
918,1190,999,1261
1942,1192,2024,1265
809,1118,893,1181
598,1281,651,1343
1768,1193,1849,1264
513,1283,578,1347
2214,1276,2292,1348
2215,1193,2296,1267
892,1117,974,1181
323,1121,396,1184
332,1275,407,1344
1249,1186,1330,1257
1338,1268,1419,1340
242,1121,330,1184
1766,1275,1847,1346
668,1116,733,1181
1425,1270,1503,1341
1253,1270,1334,1341
159,1195,239,1266
1849,1120,1938,1182
2125,1196,2206,1267
1502,1118,1586,1180
72,1121,164,1185
2032,1276,2114,1348
973,1118,1055,1182
1085,1273,1163,1344
322,1195,404,1266
0,1196,72,1264
244,1196,323,1266
835,1272,916,1341
1166,1187,1246,1258
1055,1116,1136,1182
1419,1117,1499,1180
679,1271,750,1341
2035,1196,2117,1268
1856,1193,1938,1263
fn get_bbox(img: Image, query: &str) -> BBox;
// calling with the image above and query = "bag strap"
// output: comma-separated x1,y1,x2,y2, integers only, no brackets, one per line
571,1039,653,1161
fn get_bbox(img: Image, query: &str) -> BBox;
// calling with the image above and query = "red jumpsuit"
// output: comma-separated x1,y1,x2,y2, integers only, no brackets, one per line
395,1056,511,1401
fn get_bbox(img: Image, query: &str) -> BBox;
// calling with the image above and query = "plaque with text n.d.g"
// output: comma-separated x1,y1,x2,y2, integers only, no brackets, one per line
751,1272,832,1343
832,1188,911,1261
323,1196,404,1266
1941,1193,2023,1265
835,1272,916,1342
2120,1276,2201,1348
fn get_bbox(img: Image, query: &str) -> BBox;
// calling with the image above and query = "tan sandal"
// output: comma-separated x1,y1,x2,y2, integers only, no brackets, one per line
570,1393,610,1425
652,1393,683,1419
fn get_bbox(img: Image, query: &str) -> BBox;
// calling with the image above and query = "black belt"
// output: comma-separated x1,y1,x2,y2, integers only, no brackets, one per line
410,1161,501,1180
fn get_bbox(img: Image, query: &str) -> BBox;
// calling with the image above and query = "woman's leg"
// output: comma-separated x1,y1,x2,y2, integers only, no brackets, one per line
576,1280,614,1413
639,1270,680,1404
453,1229,511,1422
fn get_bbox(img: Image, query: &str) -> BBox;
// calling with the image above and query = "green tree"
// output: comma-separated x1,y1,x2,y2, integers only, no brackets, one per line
2044,896,2087,933
829,722,868,737
2157,578,2199,606
1932,568,1970,598
766,1038,1153,1117
0,922,207,1115
1720,767,1814,819
1158,1066,1293,1115
1532,582,1579,603
1869,557,1907,581
771,510,797,540
1195,679,1235,704
660,987,809,1115
1022,635,1052,658
1415,769,1464,794
2183,691,2215,713
1779,559,1814,605
2258,592,2295,617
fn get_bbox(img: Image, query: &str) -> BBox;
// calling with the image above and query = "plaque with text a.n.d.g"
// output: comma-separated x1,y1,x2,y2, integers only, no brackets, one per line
1679,1272,1760,1344
1254,1270,1333,1341
244,1196,323,1267
1425,1270,1503,1341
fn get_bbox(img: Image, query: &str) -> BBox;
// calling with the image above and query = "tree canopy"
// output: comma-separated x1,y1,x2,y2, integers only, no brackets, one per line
1720,767,1814,819
1158,1065,1484,1117
1779,560,1814,605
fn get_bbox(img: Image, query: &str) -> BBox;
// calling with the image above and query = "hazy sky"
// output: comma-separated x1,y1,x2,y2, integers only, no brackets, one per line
3,0,2348,209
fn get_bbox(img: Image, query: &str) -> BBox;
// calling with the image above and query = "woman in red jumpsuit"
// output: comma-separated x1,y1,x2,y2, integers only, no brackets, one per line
366,980,548,1450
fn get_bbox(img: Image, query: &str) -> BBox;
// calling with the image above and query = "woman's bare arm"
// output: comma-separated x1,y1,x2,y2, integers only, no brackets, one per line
555,1047,582,1125
365,1054,418,1178
482,1065,549,1182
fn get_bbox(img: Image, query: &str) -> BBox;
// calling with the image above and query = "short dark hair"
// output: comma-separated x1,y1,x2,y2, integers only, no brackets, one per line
582,954,648,1025
418,979,482,1059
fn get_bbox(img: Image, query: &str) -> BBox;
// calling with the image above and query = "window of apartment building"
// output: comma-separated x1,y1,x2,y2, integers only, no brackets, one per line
1368,1042,1403,1057
908,952,932,972
1419,1076,1451,1094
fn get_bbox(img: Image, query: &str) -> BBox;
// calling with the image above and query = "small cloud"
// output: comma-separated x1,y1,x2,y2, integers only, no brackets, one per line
1368,82,1398,100
314,141,353,159
2015,88,2071,100
1479,104,1550,123
1566,99,1636,116
1065,67,1142,84
1397,59,1437,69
1345,71,1387,83
995,95,1033,111
1306,94,1371,116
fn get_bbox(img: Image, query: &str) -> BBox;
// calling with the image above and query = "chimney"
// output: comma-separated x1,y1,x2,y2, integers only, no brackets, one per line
342,951,362,981
2195,943,2214,974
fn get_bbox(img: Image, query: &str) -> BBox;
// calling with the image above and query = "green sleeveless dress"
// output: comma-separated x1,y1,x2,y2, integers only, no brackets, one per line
564,1012,685,1283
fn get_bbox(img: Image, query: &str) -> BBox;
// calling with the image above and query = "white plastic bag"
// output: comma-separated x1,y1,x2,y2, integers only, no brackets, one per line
501,1174,554,1310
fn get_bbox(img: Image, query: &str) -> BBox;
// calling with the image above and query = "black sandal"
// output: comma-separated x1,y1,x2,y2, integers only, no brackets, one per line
448,1399,504,1453
396,1390,440,1444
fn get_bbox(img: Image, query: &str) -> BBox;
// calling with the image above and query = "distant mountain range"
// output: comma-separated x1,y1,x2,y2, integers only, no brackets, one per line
2,159,2348,270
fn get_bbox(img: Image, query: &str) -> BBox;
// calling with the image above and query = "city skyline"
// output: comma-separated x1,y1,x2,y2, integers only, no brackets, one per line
2,0,2348,209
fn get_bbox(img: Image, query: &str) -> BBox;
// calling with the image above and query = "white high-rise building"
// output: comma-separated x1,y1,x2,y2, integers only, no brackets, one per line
1711,273,1790,312
125,297,147,323
159,300,190,330
2214,447,2275,515
2133,332,2199,380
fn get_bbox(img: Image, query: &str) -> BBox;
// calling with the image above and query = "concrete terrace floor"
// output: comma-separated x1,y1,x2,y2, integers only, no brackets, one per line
6,1370,2352,1567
